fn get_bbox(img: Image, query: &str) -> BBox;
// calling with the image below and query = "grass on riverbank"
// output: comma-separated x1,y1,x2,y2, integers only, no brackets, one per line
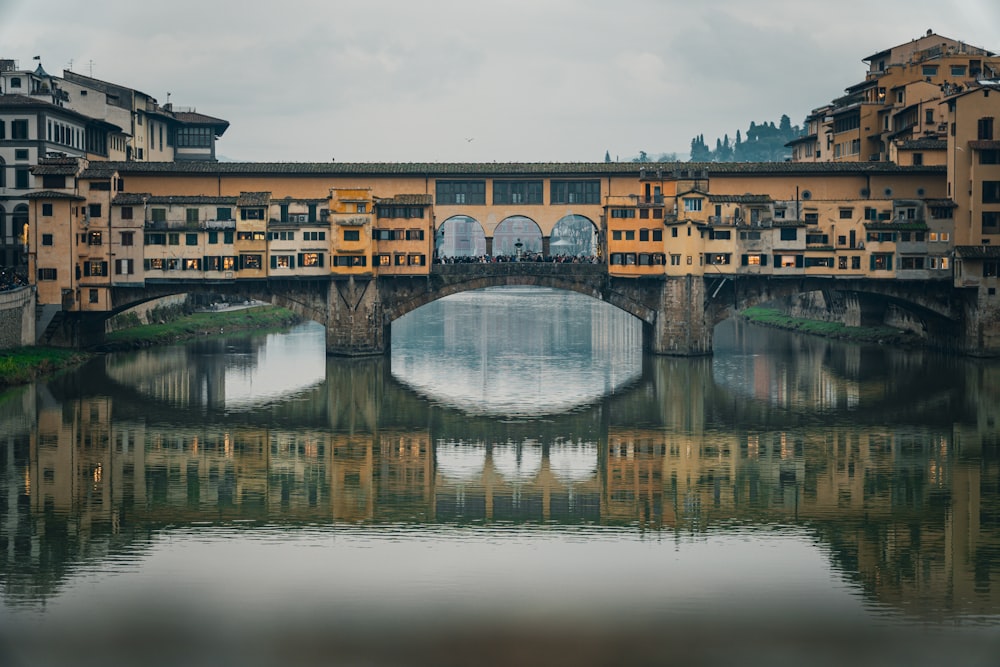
101,305,302,348
740,306,923,345
0,347,91,389
0,305,303,390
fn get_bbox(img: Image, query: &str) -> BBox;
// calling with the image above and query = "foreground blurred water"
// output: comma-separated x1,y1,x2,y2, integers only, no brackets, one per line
1,287,998,666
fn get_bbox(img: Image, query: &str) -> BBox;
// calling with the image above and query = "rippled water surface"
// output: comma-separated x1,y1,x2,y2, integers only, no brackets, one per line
1,288,999,666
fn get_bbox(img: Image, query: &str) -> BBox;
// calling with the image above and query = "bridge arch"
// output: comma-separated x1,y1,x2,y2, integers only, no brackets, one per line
380,266,659,331
703,276,968,350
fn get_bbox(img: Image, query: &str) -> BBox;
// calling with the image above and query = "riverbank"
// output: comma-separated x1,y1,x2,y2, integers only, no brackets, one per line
0,305,302,389
740,306,925,346
0,347,92,391
98,305,302,350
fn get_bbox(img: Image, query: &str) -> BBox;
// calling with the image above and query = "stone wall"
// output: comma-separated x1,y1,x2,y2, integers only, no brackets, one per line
105,294,188,333
0,286,35,348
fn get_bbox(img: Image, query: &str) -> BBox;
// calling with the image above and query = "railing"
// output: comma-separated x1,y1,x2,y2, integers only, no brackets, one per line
144,219,236,230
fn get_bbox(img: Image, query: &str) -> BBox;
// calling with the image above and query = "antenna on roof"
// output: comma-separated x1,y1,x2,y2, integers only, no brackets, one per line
87,60,95,77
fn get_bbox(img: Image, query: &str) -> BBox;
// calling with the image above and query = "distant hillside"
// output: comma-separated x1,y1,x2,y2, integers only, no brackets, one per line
689,115,803,162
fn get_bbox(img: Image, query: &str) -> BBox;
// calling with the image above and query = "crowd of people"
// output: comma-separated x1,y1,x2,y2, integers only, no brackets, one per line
434,253,602,264
0,269,28,291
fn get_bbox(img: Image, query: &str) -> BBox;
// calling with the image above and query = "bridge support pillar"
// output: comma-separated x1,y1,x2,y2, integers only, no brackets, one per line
648,276,713,356
962,288,1000,356
325,277,386,356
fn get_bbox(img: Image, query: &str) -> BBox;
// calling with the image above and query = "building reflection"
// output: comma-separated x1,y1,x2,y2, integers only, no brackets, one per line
1,351,998,620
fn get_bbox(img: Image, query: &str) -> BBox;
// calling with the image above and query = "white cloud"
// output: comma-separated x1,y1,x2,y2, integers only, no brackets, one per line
2,0,998,162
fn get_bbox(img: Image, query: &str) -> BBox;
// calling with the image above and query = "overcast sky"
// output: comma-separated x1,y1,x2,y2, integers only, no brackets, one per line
2,0,999,163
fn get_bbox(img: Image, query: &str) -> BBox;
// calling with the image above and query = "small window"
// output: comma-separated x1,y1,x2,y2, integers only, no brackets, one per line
42,233,53,245
42,203,53,217
344,229,361,242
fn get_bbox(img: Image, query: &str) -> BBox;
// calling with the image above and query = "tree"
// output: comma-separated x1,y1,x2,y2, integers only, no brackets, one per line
604,150,611,163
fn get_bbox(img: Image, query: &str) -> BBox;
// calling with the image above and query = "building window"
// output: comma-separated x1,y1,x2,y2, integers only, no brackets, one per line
241,208,264,220
150,208,167,222
42,233,53,245
217,207,232,221
639,229,649,242
83,261,108,276
952,65,967,76
120,231,134,246
978,117,995,141
839,208,853,219
983,181,1000,204
89,289,99,304
683,198,702,212
176,126,213,148
405,229,424,240
11,119,28,139
186,233,198,246
612,230,622,241
37,268,57,280
912,152,923,166
121,206,133,220
343,229,361,242
14,168,29,188
780,228,797,241
186,208,199,223
922,65,938,76
550,180,600,205
169,233,180,245
670,254,681,265
303,231,326,241
41,203,53,217
436,180,486,205
88,231,103,246
611,208,636,218
241,254,263,269
870,254,893,271
144,233,166,245
984,212,1000,234
115,259,134,275
493,180,543,205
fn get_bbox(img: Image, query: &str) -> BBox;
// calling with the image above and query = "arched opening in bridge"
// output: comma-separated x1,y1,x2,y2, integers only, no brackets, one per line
437,215,487,258
494,216,542,257
551,215,599,257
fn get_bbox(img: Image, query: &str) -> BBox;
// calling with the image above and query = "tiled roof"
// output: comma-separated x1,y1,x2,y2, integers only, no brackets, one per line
898,139,947,150
708,194,773,204
926,199,957,208
173,111,229,127
80,163,121,179
90,160,949,178
31,163,80,176
237,191,271,206
113,193,239,206
23,190,85,200
376,194,433,206
969,140,1000,150
956,245,1000,259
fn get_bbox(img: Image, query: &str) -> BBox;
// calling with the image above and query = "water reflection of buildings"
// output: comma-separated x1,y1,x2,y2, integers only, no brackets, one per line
3,387,998,618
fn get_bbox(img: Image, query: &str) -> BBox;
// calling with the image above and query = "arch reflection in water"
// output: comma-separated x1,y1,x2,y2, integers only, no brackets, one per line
390,287,643,416
103,323,327,411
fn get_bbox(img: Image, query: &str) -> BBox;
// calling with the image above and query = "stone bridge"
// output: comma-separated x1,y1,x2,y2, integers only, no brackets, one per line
55,264,988,356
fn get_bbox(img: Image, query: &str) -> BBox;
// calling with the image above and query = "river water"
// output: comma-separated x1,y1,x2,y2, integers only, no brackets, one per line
1,287,999,666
